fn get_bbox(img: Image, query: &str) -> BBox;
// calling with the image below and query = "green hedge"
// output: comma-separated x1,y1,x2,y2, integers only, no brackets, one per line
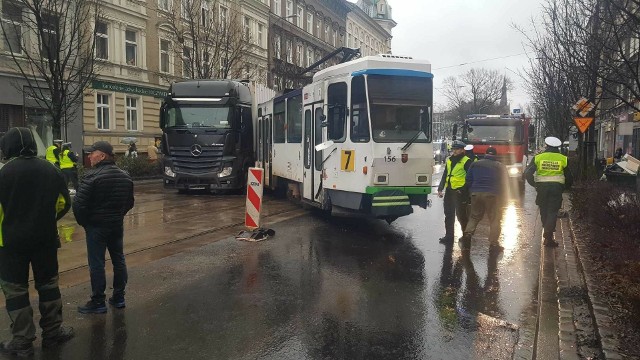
116,155,161,179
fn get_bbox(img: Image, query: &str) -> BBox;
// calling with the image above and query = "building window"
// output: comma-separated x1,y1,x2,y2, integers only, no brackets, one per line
306,12,313,33
273,0,281,16
219,5,227,23
316,18,321,37
182,46,191,77
286,0,293,21
158,0,170,11
40,12,59,58
201,0,209,26
296,43,303,66
296,6,303,27
126,97,139,131
286,39,292,63
274,34,281,59
95,21,108,60
125,29,137,66
243,16,251,41
2,2,23,54
306,46,313,67
333,29,337,46
324,24,329,42
257,23,264,47
96,94,110,130
160,39,170,73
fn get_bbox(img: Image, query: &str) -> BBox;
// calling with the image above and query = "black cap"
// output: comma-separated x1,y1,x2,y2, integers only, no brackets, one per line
85,141,114,156
485,147,497,155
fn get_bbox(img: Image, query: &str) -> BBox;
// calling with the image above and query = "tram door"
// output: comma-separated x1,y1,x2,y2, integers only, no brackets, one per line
259,115,272,188
302,104,324,202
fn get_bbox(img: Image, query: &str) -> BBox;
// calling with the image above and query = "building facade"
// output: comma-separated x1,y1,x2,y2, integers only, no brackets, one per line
356,0,396,40
345,2,391,57
268,0,349,91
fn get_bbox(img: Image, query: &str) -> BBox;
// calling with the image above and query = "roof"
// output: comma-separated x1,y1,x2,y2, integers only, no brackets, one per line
313,55,432,82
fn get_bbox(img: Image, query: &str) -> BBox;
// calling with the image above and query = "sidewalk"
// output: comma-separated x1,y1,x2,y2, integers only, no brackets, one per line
538,194,623,359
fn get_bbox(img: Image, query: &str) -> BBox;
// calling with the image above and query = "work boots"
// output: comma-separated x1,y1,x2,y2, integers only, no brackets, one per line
0,338,34,357
42,326,75,348
543,232,559,247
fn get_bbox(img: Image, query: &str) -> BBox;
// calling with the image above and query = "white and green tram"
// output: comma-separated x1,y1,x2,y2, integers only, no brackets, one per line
256,55,434,222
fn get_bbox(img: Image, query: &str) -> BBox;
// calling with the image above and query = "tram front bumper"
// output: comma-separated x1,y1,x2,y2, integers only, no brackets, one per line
367,186,432,217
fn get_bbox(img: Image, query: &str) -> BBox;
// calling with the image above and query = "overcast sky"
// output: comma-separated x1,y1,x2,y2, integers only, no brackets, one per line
352,0,546,113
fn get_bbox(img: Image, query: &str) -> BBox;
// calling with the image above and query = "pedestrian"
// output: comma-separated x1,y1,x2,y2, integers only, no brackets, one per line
147,138,161,163
60,142,79,191
459,147,509,252
464,144,478,162
0,127,75,357
45,139,63,167
614,147,623,161
437,140,472,243
126,141,138,158
524,136,573,247
73,141,134,314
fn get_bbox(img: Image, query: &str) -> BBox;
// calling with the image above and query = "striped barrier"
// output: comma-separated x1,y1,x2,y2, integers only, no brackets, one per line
245,167,264,229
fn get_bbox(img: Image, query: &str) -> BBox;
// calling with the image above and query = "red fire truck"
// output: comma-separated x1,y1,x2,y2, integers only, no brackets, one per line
457,114,534,191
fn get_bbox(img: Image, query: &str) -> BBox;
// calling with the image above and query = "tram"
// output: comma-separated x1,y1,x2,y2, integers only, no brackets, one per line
256,55,435,222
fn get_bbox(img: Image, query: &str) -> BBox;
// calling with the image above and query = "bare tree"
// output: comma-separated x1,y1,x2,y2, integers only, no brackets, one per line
441,68,513,121
1,0,101,138
160,0,260,81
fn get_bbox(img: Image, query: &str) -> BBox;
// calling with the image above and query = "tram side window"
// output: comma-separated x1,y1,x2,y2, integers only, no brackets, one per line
287,95,302,143
327,82,347,142
350,76,370,142
273,101,286,143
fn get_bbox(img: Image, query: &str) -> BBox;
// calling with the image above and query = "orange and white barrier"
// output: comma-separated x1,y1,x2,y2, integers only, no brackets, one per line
245,167,264,229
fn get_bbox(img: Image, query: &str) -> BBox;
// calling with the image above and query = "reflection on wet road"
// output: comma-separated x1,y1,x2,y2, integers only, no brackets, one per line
0,172,543,359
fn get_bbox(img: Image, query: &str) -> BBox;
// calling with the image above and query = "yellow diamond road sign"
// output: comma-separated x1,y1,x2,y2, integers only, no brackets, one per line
572,97,595,117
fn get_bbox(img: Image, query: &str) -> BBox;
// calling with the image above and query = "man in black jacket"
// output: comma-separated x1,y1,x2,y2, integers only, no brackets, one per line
0,127,74,357
73,141,134,314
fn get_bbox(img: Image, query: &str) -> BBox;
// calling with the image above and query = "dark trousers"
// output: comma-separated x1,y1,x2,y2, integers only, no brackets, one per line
61,168,79,190
0,247,62,343
535,182,564,236
464,192,503,243
443,188,469,238
84,225,128,302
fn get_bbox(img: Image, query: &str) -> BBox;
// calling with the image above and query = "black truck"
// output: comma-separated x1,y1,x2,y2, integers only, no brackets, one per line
160,80,254,192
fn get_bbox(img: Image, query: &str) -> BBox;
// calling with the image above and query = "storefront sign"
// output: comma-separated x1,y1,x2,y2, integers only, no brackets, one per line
92,80,168,98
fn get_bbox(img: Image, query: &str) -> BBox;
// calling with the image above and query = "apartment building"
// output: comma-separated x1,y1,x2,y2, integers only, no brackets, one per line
268,0,349,91
345,1,391,57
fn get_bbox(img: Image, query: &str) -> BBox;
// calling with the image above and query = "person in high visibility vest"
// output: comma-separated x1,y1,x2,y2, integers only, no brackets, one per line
524,136,574,247
59,143,79,190
437,140,472,244
45,140,63,167
464,144,479,162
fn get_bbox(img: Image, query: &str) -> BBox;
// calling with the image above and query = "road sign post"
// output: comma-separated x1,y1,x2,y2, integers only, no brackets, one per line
245,168,264,230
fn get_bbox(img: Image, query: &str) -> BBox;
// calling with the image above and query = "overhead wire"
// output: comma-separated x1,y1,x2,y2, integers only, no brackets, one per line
434,52,530,70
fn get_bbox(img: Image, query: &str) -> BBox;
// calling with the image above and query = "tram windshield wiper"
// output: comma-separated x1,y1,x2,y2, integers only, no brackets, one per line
401,130,424,151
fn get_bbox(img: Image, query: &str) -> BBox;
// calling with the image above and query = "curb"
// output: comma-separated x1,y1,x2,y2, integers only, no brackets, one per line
566,214,623,359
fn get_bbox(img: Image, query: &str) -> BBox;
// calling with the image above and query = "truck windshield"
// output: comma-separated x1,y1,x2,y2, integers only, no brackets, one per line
464,125,522,143
165,105,231,129
367,75,432,143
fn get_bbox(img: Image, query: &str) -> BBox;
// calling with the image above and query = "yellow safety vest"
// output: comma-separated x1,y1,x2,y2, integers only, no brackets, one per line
534,152,567,184
446,156,470,189
46,145,58,164
60,149,75,169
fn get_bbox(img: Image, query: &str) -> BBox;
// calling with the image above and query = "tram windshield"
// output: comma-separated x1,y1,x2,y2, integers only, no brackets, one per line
367,75,432,143
163,105,232,129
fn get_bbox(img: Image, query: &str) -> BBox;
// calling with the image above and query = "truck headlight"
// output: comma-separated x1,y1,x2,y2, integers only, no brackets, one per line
508,167,521,176
218,166,233,177
164,166,176,178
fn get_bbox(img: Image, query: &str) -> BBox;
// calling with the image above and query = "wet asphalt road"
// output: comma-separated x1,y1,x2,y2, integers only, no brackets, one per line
0,164,546,359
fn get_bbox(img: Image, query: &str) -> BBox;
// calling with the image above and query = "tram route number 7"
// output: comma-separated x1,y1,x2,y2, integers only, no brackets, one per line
340,150,355,172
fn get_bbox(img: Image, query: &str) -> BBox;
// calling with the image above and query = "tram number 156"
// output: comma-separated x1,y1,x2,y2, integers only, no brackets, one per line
341,150,355,172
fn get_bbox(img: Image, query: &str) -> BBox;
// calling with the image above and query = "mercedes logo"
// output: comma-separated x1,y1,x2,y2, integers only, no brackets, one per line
190,144,203,157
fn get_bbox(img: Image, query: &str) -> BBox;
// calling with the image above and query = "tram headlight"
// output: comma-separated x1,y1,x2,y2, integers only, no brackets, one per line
374,174,389,185
164,166,176,178
416,174,430,185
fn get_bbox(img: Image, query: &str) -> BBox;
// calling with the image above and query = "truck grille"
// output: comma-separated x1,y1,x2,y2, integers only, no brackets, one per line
169,145,224,175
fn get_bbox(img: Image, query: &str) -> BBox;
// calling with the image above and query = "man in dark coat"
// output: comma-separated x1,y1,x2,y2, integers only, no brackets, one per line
459,147,508,251
73,141,134,314
0,128,74,356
